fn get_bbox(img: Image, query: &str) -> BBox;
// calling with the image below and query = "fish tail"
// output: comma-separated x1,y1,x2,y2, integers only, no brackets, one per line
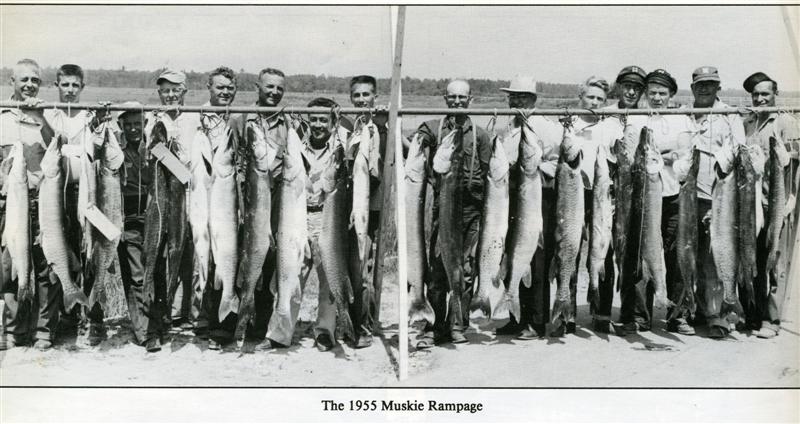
721,298,744,323
219,292,240,322
63,289,90,311
409,297,435,326
587,275,600,316
551,298,572,325
468,291,491,325
520,265,532,289
335,303,355,342
236,292,256,334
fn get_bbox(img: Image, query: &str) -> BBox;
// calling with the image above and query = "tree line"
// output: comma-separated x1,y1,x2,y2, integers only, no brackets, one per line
1,67,789,99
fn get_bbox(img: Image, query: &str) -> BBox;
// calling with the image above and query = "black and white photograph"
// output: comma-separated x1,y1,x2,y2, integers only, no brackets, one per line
1,2,798,422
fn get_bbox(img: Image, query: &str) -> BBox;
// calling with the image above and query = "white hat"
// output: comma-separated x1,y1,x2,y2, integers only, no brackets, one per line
500,75,538,95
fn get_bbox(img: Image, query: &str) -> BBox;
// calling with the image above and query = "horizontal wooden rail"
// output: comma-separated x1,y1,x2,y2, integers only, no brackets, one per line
2,101,800,117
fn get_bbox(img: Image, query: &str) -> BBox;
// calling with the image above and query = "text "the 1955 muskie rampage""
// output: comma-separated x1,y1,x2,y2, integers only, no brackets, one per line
321,399,484,414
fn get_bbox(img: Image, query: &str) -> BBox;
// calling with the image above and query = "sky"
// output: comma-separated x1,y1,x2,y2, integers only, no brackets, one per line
1,4,798,90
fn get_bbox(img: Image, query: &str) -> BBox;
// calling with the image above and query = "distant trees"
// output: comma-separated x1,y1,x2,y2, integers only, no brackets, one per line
0,67,786,99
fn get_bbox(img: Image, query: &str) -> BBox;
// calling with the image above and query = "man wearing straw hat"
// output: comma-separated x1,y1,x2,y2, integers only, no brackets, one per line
413,79,492,348
740,72,799,339
495,75,564,340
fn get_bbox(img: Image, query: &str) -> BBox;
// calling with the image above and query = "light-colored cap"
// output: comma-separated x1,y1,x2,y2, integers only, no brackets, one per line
116,101,144,120
156,69,186,85
500,75,538,95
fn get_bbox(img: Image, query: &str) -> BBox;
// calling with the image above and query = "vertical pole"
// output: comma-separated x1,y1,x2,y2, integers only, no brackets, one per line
391,6,408,381
781,6,800,75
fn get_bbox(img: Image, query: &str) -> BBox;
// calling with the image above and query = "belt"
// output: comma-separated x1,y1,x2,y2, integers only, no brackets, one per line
307,205,324,213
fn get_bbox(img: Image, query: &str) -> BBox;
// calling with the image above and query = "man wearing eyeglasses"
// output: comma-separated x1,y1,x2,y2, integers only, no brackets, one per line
412,79,492,349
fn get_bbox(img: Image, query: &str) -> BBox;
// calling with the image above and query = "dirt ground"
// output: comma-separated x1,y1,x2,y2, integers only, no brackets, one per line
1,255,798,387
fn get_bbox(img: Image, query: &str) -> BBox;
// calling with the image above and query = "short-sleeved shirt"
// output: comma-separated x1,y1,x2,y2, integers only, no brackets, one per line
245,111,296,183
744,112,799,206
301,129,347,209
565,116,623,188
43,109,95,183
0,107,48,189
346,115,387,211
415,116,492,201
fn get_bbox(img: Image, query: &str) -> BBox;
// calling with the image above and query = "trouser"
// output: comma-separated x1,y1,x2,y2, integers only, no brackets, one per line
2,195,62,343
424,196,482,337
664,194,693,322
620,194,681,328
116,214,155,344
749,214,792,330
170,235,196,325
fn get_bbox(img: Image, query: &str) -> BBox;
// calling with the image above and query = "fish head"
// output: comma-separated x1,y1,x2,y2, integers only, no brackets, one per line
488,136,510,181
40,135,66,177
249,129,278,173
281,128,305,182
7,143,28,182
594,145,610,175
211,139,236,178
431,131,457,174
644,141,664,175
519,135,543,176
405,134,427,182
559,133,582,168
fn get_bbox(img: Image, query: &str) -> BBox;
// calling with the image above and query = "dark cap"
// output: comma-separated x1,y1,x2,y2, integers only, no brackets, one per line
156,69,186,85
616,65,647,86
645,69,678,94
692,66,720,84
743,72,776,93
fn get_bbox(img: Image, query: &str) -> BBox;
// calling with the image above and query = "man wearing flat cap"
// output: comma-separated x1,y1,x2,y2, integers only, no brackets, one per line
621,69,694,336
740,72,799,339
495,76,564,340
674,66,747,339
607,66,647,110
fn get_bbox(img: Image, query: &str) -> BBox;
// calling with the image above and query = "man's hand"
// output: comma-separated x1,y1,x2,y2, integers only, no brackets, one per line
22,97,43,108
661,151,678,166
539,161,557,178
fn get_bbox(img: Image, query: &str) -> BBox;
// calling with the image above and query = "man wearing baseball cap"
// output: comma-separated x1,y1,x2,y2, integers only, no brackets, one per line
674,66,747,339
493,76,564,340
740,72,798,339
621,69,694,336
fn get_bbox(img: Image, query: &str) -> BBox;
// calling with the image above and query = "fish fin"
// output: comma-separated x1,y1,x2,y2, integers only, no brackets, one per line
505,278,522,322
720,298,744,323
468,291,491,326
236,292,256,338
551,298,572,325
269,272,277,296
587,278,600,316
218,294,240,322
335,303,355,342
409,298,435,326
63,290,90,311
213,273,223,290
521,265,532,288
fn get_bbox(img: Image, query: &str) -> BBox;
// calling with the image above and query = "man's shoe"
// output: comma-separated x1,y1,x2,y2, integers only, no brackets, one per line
592,319,614,334
33,339,53,351
621,322,638,335
354,334,373,349
517,325,544,340
145,337,162,352
450,329,467,344
550,321,566,338
754,327,779,339
708,325,729,339
495,321,522,336
415,332,435,350
566,322,576,334
208,339,222,350
667,319,696,335
316,334,335,352
88,323,106,346
255,338,287,351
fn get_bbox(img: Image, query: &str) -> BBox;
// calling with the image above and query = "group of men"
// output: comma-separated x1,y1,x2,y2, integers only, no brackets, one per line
1,59,797,355
0,60,386,353
409,66,798,348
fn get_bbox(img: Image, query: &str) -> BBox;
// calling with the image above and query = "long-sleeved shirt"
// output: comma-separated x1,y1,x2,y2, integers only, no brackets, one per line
626,113,694,197
43,109,97,184
143,109,201,160
301,127,348,209
744,111,799,212
565,116,623,188
245,111,297,183
415,116,492,201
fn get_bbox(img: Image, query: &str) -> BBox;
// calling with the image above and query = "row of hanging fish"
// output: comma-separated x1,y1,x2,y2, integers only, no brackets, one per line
404,122,788,329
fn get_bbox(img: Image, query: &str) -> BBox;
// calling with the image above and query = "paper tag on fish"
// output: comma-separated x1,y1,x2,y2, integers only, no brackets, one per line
84,204,122,241
60,144,84,158
150,143,192,184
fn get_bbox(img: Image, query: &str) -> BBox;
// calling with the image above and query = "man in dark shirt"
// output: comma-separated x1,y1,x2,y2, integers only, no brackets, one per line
413,80,492,348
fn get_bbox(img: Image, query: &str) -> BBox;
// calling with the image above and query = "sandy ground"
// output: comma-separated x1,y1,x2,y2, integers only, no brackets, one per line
1,254,798,387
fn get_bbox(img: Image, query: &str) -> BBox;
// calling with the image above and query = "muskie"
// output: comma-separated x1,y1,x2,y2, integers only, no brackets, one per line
39,136,88,310
588,145,613,313
3,143,32,302
236,126,276,331
503,125,544,321
471,137,510,323
612,137,633,290
711,138,743,319
210,134,240,320
673,148,700,319
268,128,309,344
435,128,466,325
189,130,213,300
405,134,435,325
736,144,758,310
142,122,170,303
164,138,190,309
351,127,372,273
623,127,669,310
550,134,583,325
765,136,786,279
88,127,125,310
318,146,356,340
78,124,97,261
